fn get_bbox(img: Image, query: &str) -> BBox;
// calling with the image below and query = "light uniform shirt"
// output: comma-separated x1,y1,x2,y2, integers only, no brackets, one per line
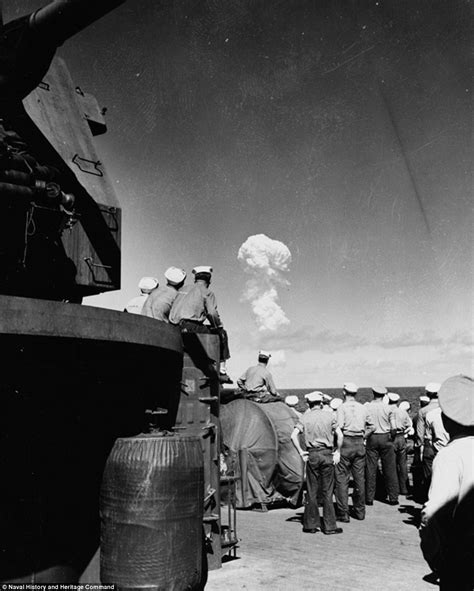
392,406,413,434
425,407,450,452
337,399,375,437
296,409,336,450
141,285,179,322
169,280,221,326
416,399,439,444
366,400,396,434
237,363,277,395
420,436,474,568
124,294,148,314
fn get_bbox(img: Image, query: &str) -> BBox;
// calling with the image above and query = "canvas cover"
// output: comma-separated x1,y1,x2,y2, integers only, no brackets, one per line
220,399,279,508
258,402,304,506
220,399,304,508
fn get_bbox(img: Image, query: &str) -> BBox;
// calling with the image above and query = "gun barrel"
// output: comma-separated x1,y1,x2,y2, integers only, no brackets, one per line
30,0,126,46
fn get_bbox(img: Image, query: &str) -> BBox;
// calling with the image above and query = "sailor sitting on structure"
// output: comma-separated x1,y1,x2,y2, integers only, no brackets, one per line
124,276,158,314
141,266,186,322
237,350,281,403
169,265,232,383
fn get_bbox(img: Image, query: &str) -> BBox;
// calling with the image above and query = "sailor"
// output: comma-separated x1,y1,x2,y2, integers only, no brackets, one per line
365,386,399,506
285,395,302,419
399,400,412,412
425,404,450,455
322,393,333,412
124,277,158,314
411,395,431,503
335,382,375,522
416,382,442,502
237,351,280,402
141,267,186,322
419,375,474,591
169,266,232,382
388,393,412,496
291,391,343,535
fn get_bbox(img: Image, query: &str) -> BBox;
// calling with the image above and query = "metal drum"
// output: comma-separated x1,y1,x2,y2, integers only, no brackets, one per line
100,433,205,590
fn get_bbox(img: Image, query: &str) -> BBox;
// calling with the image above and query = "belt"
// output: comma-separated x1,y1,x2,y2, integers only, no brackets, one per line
343,434,364,438
308,446,332,452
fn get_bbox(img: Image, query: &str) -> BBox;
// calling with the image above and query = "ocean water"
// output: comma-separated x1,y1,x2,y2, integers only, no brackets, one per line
279,387,425,415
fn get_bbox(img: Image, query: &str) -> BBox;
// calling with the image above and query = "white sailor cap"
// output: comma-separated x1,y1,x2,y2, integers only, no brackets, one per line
322,393,332,403
419,395,430,405
330,398,343,410
399,401,410,411
138,276,158,293
192,266,213,275
284,395,299,407
387,392,400,403
306,391,323,403
425,382,441,395
343,382,358,394
258,350,271,359
438,374,474,427
164,266,186,285
372,385,388,396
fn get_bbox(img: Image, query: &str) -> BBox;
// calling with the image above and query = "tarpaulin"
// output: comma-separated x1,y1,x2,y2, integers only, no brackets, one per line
258,402,304,506
220,399,304,508
220,399,279,508
100,433,205,591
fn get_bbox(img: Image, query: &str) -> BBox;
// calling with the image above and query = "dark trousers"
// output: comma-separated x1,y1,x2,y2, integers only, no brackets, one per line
304,448,337,532
179,320,230,360
421,442,436,502
393,434,409,495
365,433,398,504
335,436,366,520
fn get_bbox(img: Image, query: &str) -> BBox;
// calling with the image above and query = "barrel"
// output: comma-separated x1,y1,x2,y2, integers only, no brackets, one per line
100,433,205,590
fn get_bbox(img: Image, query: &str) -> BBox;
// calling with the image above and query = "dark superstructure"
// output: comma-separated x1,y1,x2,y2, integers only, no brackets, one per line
0,0,124,301
0,2,185,583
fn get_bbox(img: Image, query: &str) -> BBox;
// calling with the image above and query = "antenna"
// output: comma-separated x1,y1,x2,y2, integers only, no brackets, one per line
377,79,431,236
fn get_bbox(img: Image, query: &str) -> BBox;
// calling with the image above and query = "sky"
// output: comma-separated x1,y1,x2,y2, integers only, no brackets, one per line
6,0,473,387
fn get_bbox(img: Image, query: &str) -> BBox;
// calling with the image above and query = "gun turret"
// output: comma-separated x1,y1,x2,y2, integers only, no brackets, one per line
30,0,126,47
0,1,125,301
0,0,125,103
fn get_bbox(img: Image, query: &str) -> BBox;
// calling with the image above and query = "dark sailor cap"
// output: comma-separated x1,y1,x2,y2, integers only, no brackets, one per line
439,374,474,427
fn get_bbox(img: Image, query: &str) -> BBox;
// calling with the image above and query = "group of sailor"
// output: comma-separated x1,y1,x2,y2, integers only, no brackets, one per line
285,375,474,590
285,381,449,536
124,268,232,382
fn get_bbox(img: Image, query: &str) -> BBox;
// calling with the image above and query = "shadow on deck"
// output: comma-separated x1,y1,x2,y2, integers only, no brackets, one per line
206,497,436,591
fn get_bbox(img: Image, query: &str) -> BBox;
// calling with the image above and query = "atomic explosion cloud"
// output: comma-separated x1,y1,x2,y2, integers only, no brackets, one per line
237,233,292,332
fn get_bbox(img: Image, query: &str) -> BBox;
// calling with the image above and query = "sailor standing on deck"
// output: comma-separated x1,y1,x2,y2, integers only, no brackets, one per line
291,391,343,535
412,395,431,502
365,386,399,506
388,393,412,496
141,267,186,322
237,351,280,402
322,394,333,412
335,382,375,522
416,382,442,501
285,395,302,419
419,375,474,591
124,277,158,314
169,266,232,382
330,398,343,412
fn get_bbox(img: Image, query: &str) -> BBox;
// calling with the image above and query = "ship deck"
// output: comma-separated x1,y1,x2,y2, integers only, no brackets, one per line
207,497,435,591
